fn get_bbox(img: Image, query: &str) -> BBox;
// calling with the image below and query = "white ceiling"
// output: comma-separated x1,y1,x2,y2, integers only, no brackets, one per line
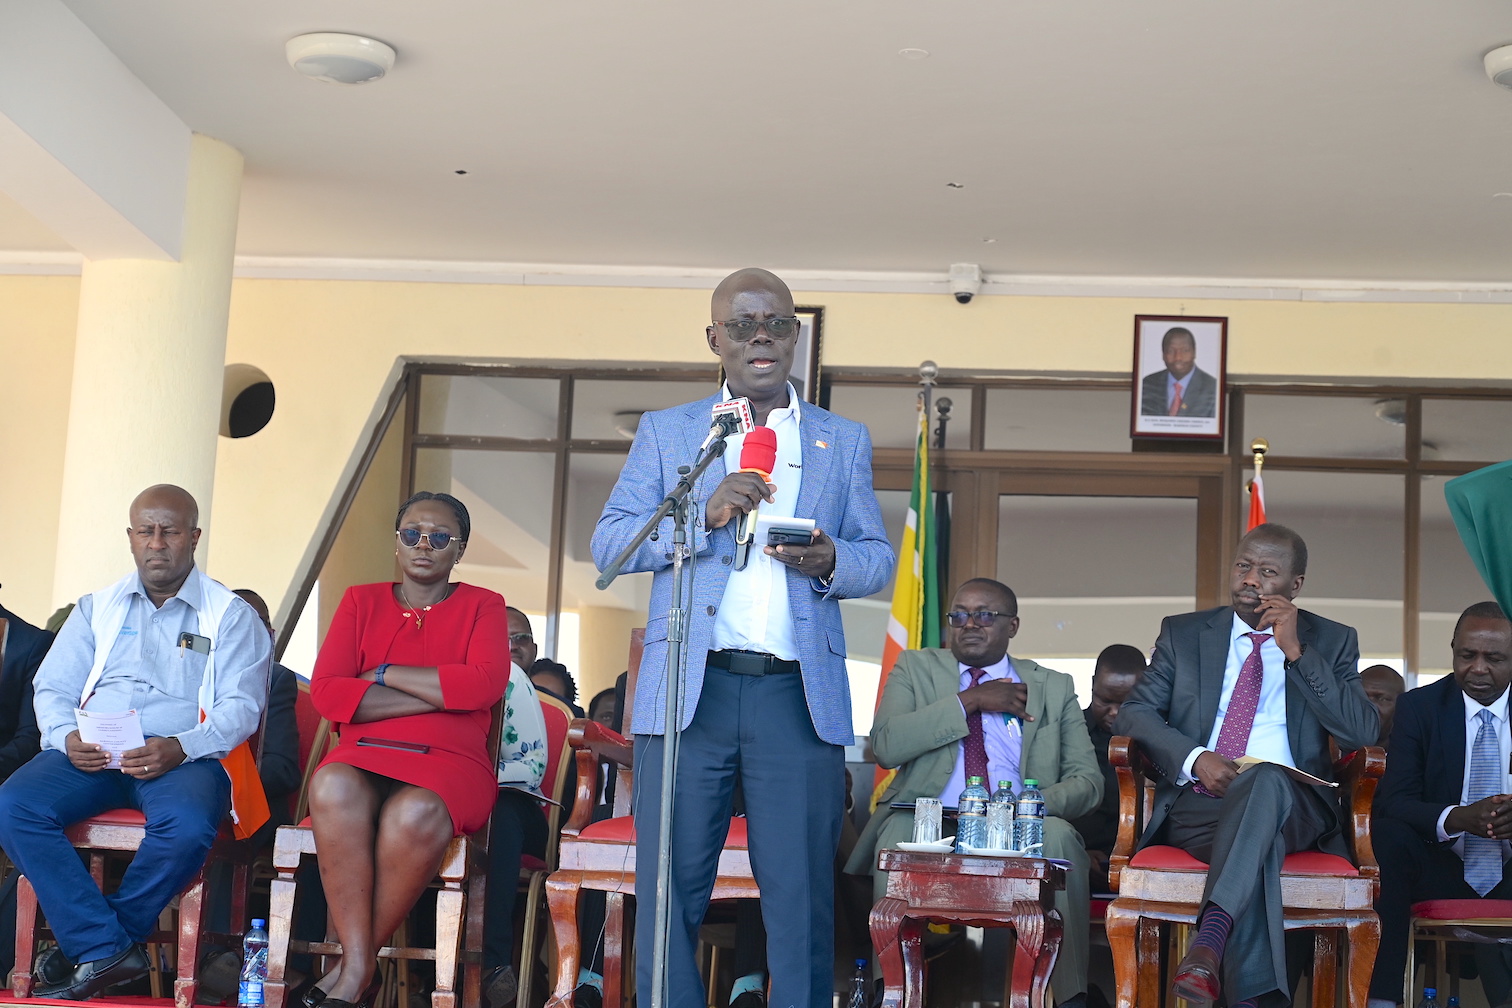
10,1,1512,281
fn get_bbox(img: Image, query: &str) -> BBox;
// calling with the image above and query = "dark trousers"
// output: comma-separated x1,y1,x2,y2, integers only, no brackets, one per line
1370,816,1512,1003
0,749,229,964
633,664,845,1008
1165,764,1333,1007
483,787,549,971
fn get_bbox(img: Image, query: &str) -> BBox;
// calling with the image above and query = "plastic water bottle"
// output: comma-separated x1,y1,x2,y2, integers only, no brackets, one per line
1416,988,1441,1008
846,959,868,1008
986,780,1016,849
955,775,990,851
1013,779,1046,854
238,919,269,1008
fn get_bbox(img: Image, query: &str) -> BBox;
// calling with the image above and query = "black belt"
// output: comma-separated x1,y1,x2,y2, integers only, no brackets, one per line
707,649,801,676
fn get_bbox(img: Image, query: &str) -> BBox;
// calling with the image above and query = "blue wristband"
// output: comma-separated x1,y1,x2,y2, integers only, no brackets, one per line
375,663,389,686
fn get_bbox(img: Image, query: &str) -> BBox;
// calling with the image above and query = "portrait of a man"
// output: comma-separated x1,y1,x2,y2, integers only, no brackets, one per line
1130,315,1227,440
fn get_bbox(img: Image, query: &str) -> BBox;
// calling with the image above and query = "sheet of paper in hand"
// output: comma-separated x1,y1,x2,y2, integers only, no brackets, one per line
75,708,146,769
1235,754,1337,788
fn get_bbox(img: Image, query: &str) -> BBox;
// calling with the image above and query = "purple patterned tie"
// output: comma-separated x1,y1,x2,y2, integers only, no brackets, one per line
1196,632,1271,797
963,668,990,783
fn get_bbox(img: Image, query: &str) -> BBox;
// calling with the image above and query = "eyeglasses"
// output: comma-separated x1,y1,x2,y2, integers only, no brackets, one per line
396,529,464,550
509,633,534,645
945,610,1013,628
713,316,801,342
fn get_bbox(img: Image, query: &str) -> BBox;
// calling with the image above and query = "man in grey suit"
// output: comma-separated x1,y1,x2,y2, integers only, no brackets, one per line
1140,326,1218,417
593,268,893,1008
1116,523,1377,1008
848,578,1101,1007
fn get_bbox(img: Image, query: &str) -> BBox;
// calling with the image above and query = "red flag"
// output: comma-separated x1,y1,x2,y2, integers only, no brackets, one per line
1247,470,1267,531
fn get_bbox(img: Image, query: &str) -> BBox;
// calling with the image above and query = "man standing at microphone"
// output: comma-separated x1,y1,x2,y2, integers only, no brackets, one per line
593,268,893,1008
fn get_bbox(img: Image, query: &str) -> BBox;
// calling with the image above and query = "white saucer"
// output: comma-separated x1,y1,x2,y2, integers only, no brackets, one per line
897,839,955,853
960,845,1021,857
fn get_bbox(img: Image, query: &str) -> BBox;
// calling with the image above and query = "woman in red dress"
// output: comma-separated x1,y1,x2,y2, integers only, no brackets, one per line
305,491,509,1008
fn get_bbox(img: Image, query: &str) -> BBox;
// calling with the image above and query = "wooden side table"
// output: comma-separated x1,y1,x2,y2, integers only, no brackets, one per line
870,850,1066,1008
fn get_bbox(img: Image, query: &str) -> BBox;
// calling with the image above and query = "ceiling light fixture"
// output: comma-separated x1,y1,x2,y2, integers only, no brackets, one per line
1485,44,1512,89
286,32,396,85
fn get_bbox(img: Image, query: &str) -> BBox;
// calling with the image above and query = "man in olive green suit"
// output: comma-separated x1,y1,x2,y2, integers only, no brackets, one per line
847,578,1102,1008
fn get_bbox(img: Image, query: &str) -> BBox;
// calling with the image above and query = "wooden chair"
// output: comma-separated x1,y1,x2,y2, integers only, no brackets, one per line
10,741,266,1008
516,692,576,1002
543,630,761,1008
263,695,507,1008
1405,899,1512,1003
1103,737,1384,1008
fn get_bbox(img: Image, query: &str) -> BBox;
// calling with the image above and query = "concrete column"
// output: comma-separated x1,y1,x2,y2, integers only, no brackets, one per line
51,133,242,606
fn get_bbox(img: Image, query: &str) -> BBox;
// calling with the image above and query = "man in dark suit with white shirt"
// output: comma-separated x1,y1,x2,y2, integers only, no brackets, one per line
1140,326,1218,418
1368,601,1512,1008
1116,523,1377,1008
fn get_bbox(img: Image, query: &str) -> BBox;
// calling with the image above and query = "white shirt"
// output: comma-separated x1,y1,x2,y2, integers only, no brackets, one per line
1435,689,1512,858
710,383,803,661
937,655,1023,803
1180,612,1296,783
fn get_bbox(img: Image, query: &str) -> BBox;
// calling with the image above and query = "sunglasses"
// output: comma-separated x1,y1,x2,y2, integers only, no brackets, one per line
713,316,801,342
945,610,1014,628
396,529,464,550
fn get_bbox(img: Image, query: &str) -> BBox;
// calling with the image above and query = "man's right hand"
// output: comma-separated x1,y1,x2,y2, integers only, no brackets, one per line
960,680,1033,721
704,472,775,531
1446,794,1512,840
1192,750,1239,796
64,731,110,772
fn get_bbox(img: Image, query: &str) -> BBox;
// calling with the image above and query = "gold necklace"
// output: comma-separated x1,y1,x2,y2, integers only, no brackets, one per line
398,584,452,629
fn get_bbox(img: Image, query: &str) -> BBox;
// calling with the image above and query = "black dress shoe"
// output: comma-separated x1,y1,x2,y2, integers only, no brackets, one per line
299,982,329,1008
35,943,149,1001
730,991,766,1008
573,983,604,1008
1170,943,1221,1005
35,945,74,988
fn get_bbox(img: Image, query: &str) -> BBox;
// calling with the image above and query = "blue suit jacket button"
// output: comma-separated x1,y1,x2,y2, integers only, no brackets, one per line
721,555,732,565
706,605,717,616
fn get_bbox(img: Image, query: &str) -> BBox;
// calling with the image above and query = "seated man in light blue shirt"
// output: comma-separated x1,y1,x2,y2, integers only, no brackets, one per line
0,484,270,1001
848,578,1103,1008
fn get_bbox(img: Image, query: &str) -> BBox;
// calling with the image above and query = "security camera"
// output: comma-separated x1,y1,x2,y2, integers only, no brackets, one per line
949,263,982,304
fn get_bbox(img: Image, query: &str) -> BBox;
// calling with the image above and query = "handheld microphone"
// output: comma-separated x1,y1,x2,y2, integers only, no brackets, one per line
699,397,755,453
733,426,778,569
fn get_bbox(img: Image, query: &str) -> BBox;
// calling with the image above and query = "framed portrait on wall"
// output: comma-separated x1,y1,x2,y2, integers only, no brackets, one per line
1129,314,1227,441
793,305,824,404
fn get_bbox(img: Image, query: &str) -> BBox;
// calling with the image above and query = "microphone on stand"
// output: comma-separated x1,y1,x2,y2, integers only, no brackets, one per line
699,397,755,453
733,426,778,570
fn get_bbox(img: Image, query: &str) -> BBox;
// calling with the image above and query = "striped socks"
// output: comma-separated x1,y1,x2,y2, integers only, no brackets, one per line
1192,903,1234,959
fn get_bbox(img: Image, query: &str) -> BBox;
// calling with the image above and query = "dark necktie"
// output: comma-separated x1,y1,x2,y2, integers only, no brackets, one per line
1195,632,1269,797
963,667,990,783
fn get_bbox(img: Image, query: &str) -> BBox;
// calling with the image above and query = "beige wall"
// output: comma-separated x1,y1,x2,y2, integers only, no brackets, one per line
5,271,1512,632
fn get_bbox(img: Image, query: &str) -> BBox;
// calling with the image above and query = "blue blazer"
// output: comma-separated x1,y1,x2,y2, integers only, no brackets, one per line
592,392,894,745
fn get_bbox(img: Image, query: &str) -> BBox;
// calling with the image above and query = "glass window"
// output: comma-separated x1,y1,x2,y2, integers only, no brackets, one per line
983,388,1134,452
1243,394,1403,459
1248,470,1404,660
1422,399,1512,462
1418,474,1491,681
825,385,973,450
411,448,556,617
417,375,560,439
999,495,1197,702
569,378,714,442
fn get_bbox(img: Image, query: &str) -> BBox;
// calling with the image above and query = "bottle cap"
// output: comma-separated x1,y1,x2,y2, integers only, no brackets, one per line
997,781,1010,788
855,959,866,968
252,919,266,929
1023,779,1038,787
967,775,983,784
1425,990,1436,997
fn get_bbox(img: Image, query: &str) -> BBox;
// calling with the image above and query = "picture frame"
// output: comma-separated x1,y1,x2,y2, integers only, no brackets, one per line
1129,314,1228,441
793,305,824,405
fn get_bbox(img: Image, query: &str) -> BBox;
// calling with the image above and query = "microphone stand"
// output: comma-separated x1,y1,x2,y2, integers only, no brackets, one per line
595,420,735,1008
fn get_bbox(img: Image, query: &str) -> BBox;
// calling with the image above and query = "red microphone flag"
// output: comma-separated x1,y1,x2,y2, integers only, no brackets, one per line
740,426,777,480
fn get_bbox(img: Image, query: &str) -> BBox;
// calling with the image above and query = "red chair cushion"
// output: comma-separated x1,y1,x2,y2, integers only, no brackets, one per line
520,855,548,873
1090,898,1109,921
1129,844,1357,876
1412,899,1512,921
578,815,749,848
79,809,147,827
